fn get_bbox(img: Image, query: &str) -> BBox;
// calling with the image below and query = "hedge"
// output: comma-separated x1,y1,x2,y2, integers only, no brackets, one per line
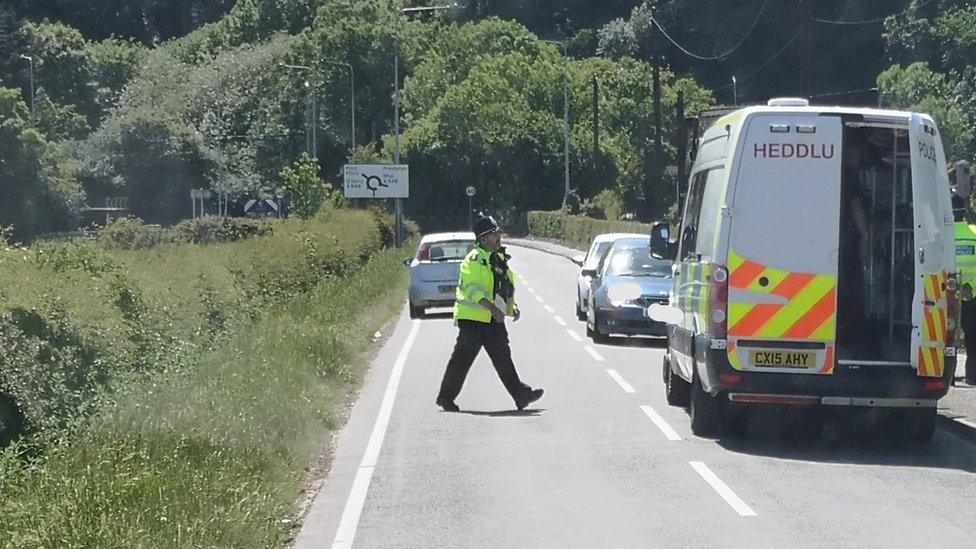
526,211,652,251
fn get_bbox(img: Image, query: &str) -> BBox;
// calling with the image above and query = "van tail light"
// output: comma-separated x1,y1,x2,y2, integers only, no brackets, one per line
945,275,958,347
708,265,729,339
416,243,430,261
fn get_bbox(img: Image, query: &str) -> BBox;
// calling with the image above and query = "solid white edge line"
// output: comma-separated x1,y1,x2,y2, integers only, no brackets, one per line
583,345,605,362
566,329,583,342
640,405,681,441
553,315,567,326
543,304,555,314
606,369,636,393
332,319,421,549
534,295,545,303
957,418,976,430
689,461,757,517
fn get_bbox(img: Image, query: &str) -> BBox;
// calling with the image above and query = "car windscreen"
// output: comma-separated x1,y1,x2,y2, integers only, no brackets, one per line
424,240,475,261
605,247,672,277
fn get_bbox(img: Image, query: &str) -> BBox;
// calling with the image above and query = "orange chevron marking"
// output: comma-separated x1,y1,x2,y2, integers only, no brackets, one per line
783,288,837,339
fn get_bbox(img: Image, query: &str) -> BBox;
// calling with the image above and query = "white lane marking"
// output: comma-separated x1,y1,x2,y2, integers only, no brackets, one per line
332,320,420,548
583,345,605,362
553,315,567,326
958,418,976,430
543,304,555,314
640,405,682,441
606,369,636,393
526,287,536,294
566,329,583,342
689,461,757,517
534,295,544,303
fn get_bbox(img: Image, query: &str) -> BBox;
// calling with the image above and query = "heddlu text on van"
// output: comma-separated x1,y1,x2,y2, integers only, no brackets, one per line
753,142,836,159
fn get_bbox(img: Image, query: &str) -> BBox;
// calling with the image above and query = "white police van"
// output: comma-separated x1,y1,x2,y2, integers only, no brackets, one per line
652,98,958,440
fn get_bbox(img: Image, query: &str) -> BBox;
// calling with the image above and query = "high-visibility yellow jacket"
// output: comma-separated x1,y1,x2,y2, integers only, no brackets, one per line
454,245,519,323
955,221,976,298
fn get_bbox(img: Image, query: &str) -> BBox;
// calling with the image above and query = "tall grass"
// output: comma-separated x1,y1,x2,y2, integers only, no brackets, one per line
0,239,412,547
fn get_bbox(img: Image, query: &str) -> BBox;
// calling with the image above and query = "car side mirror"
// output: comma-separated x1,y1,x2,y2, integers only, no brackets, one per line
571,254,585,267
581,268,597,278
650,222,671,259
403,258,412,266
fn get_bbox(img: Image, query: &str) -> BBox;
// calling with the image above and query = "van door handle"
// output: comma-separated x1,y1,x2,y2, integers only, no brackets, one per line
918,248,925,264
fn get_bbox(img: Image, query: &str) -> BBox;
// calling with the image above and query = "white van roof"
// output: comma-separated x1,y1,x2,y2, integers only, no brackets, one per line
593,232,647,243
715,104,918,127
420,232,475,243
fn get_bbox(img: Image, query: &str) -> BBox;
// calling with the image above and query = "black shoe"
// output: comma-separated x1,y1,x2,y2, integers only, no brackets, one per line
436,397,460,412
516,388,544,410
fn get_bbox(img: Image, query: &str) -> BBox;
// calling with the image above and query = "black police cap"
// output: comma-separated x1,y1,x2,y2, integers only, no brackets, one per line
473,216,500,238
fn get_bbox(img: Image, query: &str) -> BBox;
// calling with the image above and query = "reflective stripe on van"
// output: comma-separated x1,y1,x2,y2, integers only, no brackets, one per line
727,249,838,341
918,272,947,377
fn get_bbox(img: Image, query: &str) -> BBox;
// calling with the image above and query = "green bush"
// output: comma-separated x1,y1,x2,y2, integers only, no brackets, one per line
171,216,274,245
527,210,651,250
97,217,168,249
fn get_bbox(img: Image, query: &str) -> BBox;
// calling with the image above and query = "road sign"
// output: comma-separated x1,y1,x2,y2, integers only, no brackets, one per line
466,186,476,197
190,189,212,199
343,164,409,198
275,187,286,199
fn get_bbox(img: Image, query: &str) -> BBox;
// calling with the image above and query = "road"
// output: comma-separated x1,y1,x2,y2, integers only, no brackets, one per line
295,245,976,548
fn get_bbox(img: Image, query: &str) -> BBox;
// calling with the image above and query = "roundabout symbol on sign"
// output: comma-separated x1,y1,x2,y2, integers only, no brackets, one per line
363,174,388,197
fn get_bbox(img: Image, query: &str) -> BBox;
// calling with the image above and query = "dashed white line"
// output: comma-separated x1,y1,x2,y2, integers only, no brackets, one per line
640,405,682,441
526,287,536,294
583,345,605,362
606,369,636,393
553,315,567,326
566,329,583,342
543,304,555,313
534,295,544,303
332,320,420,548
690,462,757,517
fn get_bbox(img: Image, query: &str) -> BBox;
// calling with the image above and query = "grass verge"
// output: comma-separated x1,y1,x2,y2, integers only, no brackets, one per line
0,242,412,547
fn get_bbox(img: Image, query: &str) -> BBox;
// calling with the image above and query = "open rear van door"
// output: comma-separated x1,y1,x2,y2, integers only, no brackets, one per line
909,114,952,378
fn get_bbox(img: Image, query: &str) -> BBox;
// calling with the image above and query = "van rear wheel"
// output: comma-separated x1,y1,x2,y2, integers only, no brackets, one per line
690,370,723,438
408,301,424,319
665,355,690,407
905,407,936,443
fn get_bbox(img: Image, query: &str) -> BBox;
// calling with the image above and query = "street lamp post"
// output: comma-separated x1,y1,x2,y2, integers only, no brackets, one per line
543,40,570,209
278,63,317,160
393,3,456,248
19,55,33,112
323,60,356,149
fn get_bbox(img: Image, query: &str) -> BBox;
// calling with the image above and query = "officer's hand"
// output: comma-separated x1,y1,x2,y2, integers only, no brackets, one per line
513,309,521,322
963,284,974,301
490,306,505,323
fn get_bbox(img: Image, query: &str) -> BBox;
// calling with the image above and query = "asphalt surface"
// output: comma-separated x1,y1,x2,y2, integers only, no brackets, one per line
295,244,976,549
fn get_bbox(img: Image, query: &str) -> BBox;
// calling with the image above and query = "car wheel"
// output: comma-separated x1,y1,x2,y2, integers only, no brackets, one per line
690,369,723,438
665,354,690,407
408,301,424,319
591,310,610,343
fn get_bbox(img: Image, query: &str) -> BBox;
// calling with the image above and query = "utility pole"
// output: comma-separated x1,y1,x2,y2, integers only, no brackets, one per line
676,91,686,218
651,54,663,221
593,75,601,170
800,0,813,98
19,55,33,113
543,39,571,210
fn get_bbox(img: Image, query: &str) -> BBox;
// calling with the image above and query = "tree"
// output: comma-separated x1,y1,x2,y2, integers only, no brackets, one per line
0,88,84,240
279,153,336,219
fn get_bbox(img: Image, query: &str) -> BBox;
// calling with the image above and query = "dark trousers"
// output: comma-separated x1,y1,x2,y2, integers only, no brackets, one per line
962,299,976,383
437,319,531,404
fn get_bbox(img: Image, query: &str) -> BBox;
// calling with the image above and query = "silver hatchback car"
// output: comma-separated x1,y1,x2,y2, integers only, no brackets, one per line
405,232,476,318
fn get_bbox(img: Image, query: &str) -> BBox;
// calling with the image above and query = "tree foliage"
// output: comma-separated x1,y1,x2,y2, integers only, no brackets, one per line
0,88,84,240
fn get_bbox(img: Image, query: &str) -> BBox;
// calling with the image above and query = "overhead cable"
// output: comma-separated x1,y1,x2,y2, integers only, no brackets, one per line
649,0,769,61
716,32,801,91
813,0,937,25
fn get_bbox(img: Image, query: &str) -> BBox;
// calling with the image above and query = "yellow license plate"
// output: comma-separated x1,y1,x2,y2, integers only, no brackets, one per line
749,350,816,368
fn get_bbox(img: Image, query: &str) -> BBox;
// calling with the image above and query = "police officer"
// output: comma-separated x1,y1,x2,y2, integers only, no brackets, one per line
435,216,544,412
953,161,976,385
